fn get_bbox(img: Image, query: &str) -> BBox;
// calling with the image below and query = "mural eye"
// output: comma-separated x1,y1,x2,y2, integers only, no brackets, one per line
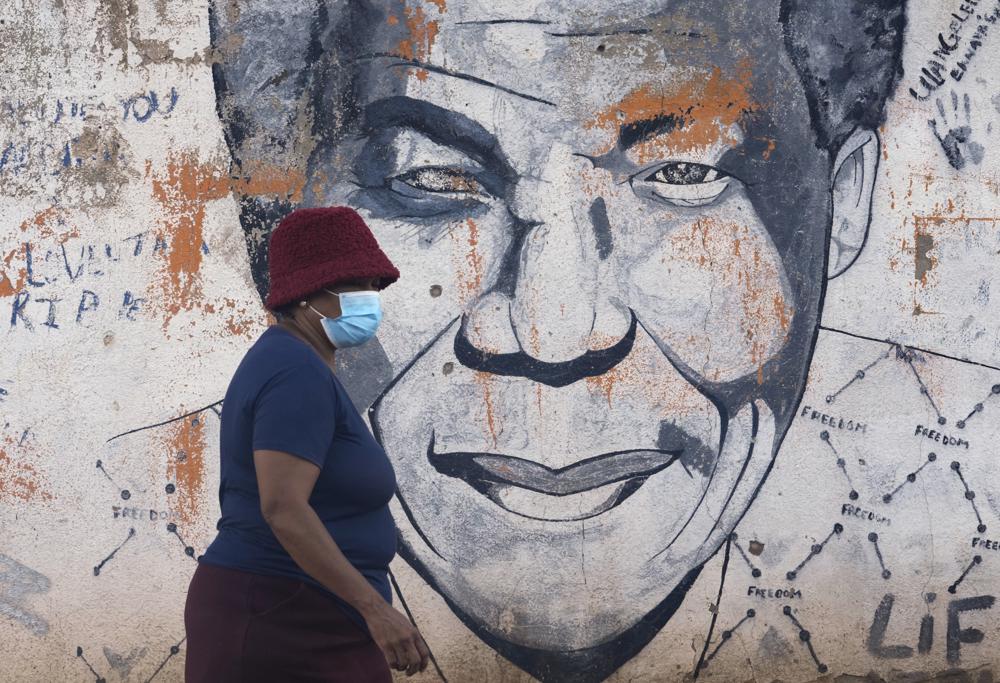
392,167,483,195
633,162,732,208
644,162,727,185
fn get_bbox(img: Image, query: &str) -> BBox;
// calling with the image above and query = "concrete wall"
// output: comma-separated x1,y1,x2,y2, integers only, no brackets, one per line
2,1,1000,681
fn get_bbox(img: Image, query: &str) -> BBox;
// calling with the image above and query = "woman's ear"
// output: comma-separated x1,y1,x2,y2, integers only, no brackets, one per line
828,128,880,279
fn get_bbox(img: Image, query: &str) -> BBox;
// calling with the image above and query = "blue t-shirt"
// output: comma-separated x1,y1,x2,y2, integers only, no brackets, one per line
200,325,398,626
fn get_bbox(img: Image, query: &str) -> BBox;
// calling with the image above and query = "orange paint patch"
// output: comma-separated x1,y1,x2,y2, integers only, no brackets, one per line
148,155,227,330
584,329,623,406
587,64,755,159
147,151,304,332
164,414,207,526
473,372,500,447
20,207,79,242
397,4,440,81
0,246,27,298
2,209,79,299
0,434,53,504
222,297,261,337
451,218,485,306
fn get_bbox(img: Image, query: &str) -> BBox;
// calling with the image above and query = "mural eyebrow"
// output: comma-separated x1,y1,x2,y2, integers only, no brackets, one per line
361,96,517,181
618,113,688,151
455,19,552,25
545,28,705,38
353,54,556,107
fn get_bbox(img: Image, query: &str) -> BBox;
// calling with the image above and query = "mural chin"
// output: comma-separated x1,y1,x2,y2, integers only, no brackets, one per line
373,316,778,651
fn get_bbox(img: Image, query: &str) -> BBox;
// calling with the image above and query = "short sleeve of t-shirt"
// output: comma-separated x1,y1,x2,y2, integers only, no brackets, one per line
251,363,338,467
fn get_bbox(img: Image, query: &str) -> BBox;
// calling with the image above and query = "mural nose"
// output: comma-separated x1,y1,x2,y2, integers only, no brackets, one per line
454,307,637,388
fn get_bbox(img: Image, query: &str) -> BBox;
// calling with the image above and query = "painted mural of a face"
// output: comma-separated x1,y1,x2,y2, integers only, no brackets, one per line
211,0,905,678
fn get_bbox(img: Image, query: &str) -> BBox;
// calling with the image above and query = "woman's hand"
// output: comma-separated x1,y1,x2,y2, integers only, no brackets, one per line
363,602,431,676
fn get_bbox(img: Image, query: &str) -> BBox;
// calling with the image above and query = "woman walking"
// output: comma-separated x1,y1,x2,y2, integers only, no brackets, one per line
184,207,430,682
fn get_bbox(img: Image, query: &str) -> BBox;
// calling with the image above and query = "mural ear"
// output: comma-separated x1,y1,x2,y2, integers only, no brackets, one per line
828,128,880,279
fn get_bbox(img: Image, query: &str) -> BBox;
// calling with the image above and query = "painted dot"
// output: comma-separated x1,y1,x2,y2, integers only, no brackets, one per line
748,540,764,556
167,523,177,533
176,451,187,462
836,457,845,467
992,384,1000,394
429,285,442,297
120,490,131,500
850,490,859,500
752,568,761,578
948,585,957,594
746,609,756,618
920,387,928,394
730,532,738,540
811,544,822,554
907,473,916,482
951,461,961,471
820,430,829,441
721,630,731,640
925,592,937,603
442,362,454,375
883,494,893,504
786,571,797,581
928,452,937,462
799,630,811,642
165,484,176,494
882,569,892,579
825,395,834,404
868,532,879,542
596,44,606,52
170,646,180,655
95,460,102,468
192,418,199,427
185,547,195,557
976,403,984,412
957,420,966,429
818,664,829,674
966,491,976,500
782,605,792,615
103,333,114,346
938,416,947,425
76,647,83,656
856,370,865,380
978,524,987,533
834,523,844,533
92,567,100,576
974,555,983,564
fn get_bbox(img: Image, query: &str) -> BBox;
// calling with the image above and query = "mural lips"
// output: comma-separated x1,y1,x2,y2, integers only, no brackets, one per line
427,432,703,521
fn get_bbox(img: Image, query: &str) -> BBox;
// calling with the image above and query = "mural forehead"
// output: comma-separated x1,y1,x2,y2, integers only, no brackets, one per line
4,0,1000,682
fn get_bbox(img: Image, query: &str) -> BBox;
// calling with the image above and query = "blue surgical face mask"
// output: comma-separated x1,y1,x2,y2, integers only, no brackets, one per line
309,289,383,348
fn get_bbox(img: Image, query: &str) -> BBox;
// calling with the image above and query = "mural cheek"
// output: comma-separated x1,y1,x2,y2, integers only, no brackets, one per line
626,208,794,383
359,212,512,369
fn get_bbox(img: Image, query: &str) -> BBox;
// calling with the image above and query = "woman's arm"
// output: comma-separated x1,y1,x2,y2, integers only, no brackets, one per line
254,449,430,676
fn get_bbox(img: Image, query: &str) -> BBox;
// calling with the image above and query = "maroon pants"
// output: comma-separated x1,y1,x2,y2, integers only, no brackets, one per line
184,562,392,682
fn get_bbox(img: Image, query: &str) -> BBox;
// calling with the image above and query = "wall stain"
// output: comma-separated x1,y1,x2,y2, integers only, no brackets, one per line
147,151,304,333
0,434,53,504
163,413,206,528
397,2,444,81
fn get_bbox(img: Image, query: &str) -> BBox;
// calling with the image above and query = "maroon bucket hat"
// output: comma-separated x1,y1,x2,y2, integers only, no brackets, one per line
264,207,400,310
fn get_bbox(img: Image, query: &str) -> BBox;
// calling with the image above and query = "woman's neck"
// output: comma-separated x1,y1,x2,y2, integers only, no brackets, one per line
277,317,336,370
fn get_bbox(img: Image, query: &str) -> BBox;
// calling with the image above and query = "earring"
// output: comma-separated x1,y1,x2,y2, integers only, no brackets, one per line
299,301,307,307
